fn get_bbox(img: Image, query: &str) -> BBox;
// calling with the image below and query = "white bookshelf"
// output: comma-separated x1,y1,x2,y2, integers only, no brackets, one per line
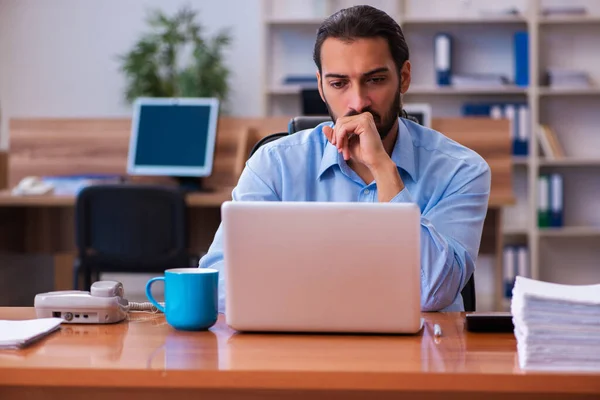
538,158,600,167
408,85,528,95
539,87,600,95
266,17,324,26
401,16,528,25
538,226,600,237
539,15,600,24
262,0,600,310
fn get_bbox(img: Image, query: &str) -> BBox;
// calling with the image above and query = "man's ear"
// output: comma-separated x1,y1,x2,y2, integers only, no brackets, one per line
316,70,325,102
400,60,411,94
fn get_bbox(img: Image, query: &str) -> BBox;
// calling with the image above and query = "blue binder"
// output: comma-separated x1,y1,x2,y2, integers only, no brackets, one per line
549,173,564,227
461,103,493,116
503,246,516,299
434,33,452,86
514,104,529,156
514,31,529,87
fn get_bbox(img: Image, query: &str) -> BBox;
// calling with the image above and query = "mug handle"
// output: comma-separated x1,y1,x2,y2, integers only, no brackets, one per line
145,277,166,313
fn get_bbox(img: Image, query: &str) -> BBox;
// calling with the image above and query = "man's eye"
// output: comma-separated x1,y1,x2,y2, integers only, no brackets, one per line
330,81,346,89
368,77,386,84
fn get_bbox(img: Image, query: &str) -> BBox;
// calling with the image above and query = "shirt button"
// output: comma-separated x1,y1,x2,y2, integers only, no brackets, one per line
364,189,370,194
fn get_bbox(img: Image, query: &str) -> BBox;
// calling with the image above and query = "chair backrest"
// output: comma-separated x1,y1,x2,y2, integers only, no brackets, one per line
288,116,332,134
75,184,190,271
249,132,288,158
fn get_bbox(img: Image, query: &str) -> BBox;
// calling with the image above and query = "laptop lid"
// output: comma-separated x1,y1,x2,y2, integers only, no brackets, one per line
222,201,422,334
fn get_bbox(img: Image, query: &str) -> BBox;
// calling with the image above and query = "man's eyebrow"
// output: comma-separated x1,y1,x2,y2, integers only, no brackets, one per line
324,73,348,79
324,67,389,79
363,67,389,76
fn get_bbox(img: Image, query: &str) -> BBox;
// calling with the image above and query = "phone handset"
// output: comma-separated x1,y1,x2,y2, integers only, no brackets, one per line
90,281,125,298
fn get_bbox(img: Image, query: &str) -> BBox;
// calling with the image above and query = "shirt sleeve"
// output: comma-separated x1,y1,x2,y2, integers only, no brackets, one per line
390,161,491,311
198,150,281,313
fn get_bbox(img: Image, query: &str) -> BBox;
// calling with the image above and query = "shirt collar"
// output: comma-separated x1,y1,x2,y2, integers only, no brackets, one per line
317,118,418,181
392,118,418,181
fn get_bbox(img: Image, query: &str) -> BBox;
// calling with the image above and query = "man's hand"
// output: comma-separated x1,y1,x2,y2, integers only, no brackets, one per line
323,112,404,202
322,112,389,171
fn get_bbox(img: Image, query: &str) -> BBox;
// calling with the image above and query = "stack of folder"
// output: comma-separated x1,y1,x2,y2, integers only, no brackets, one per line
461,102,530,156
512,276,600,371
537,125,565,159
538,174,563,228
502,245,529,307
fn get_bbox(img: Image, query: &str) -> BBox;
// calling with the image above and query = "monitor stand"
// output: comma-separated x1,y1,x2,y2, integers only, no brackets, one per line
174,177,212,193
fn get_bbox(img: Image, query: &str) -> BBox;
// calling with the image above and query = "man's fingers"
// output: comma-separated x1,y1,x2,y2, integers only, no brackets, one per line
343,136,351,160
334,121,359,150
324,125,340,147
334,124,345,152
323,125,333,142
333,123,354,160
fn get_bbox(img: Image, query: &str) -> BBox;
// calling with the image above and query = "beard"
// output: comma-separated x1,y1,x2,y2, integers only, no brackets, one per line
323,88,401,140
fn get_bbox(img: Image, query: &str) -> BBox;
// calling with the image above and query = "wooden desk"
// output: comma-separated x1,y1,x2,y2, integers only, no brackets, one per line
0,309,598,400
0,187,233,207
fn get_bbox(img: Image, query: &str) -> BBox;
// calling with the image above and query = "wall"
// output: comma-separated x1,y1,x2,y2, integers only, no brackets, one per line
0,0,263,149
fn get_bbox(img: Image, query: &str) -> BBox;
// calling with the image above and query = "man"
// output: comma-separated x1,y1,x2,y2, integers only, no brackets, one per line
199,5,491,313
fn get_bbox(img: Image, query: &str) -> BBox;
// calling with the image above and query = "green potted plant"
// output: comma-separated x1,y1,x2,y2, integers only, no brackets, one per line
118,5,232,110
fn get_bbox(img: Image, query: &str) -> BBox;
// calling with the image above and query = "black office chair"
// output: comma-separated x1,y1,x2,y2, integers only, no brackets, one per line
287,116,331,134
462,274,476,312
73,184,200,290
251,116,477,311
249,132,288,158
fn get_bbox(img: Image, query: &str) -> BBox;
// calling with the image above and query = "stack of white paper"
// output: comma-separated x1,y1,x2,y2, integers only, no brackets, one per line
0,318,63,349
511,276,600,371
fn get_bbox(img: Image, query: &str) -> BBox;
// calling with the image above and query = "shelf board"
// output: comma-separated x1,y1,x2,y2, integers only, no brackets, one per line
402,16,527,25
266,17,323,26
407,85,527,95
538,226,600,237
539,87,600,96
538,158,600,167
512,156,529,166
503,228,529,236
268,85,315,95
539,15,600,25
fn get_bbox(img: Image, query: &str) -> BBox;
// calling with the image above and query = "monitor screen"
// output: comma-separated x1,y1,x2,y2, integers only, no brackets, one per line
127,97,219,177
301,88,329,116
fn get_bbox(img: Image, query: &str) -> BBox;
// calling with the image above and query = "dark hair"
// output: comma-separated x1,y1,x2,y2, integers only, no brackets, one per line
312,5,409,77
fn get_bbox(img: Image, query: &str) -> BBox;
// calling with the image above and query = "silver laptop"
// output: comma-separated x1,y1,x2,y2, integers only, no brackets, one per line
221,201,422,334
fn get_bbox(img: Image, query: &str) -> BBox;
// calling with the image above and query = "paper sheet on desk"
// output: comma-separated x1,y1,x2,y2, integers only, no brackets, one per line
0,318,63,349
41,175,122,195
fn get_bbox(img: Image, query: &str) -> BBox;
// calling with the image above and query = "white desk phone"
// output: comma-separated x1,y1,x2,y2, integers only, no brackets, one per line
34,281,163,324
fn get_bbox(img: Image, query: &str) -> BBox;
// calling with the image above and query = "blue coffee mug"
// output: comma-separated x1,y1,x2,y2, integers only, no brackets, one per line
146,268,218,331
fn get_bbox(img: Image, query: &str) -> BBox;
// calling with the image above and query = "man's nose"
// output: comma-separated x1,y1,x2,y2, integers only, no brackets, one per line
346,86,372,114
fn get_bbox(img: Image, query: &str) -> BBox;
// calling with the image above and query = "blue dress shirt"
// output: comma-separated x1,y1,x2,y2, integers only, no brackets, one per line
199,117,491,313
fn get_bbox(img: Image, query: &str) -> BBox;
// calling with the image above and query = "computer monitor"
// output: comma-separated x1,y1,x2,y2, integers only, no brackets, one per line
403,103,432,128
127,97,219,191
300,89,432,128
301,88,328,116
